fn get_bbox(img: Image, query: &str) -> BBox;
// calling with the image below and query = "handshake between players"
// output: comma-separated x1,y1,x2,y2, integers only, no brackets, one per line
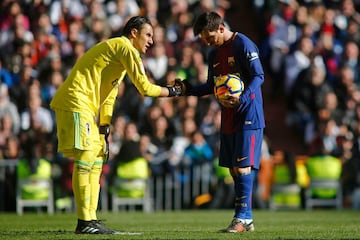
167,78,192,97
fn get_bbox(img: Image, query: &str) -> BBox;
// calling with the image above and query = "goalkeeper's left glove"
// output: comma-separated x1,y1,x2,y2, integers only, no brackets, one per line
99,125,110,161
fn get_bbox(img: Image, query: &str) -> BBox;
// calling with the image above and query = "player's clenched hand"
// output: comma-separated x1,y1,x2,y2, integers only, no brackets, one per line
218,94,240,108
99,125,110,161
167,78,183,97
167,78,194,96
174,78,192,96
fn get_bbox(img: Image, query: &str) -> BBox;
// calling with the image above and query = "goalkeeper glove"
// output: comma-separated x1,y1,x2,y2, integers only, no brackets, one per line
99,125,110,161
167,85,182,97
174,78,193,96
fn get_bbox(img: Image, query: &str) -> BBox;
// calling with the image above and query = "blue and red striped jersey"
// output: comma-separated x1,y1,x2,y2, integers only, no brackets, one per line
190,32,265,134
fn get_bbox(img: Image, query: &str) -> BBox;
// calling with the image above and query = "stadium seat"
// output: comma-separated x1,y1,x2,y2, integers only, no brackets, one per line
111,157,152,212
16,158,54,215
269,164,302,210
269,153,310,210
305,155,342,210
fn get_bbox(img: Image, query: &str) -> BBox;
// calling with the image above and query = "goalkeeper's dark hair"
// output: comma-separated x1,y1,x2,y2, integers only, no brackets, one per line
193,11,224,36
122,16,152,37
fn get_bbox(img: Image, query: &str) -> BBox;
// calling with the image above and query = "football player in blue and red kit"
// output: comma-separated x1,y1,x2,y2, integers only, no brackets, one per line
179,11,265,232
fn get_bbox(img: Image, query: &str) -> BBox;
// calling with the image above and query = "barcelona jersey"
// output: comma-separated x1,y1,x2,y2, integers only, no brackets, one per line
190,32,265,134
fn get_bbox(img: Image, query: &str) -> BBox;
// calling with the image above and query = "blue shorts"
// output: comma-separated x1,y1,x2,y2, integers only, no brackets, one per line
219,129,263,169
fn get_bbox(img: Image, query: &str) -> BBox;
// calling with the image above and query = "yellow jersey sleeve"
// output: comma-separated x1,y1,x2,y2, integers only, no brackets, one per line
50,36,162,125
111,38,162,97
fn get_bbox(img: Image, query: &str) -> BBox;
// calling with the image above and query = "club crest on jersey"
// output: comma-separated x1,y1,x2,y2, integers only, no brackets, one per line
228,56,235,67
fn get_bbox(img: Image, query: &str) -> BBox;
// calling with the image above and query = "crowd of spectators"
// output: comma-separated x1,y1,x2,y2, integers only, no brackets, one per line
0,0,230,211
1,0,360,210
256,0,360,207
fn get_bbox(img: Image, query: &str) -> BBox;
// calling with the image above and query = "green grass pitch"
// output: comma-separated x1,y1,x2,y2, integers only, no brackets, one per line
0,210,359,239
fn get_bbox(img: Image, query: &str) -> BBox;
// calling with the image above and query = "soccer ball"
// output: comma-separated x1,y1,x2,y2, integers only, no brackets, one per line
214,74,244,100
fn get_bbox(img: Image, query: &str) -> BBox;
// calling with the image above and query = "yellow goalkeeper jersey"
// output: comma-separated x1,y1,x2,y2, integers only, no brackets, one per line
50,36,161,125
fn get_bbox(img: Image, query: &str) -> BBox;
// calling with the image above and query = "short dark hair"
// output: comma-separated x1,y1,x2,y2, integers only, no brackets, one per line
122,16,152,37
193,11,224,36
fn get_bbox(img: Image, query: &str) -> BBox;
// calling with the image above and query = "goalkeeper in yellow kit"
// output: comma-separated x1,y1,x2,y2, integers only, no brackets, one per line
50,16,182,234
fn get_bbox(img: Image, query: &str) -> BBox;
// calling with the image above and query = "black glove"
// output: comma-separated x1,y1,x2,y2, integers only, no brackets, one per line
167,85,182,97
173,78,193,96
99,125,110,161
179,79,193,96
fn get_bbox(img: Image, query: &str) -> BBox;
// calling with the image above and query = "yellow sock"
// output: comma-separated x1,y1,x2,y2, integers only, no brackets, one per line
73,160,91,220
89,159,103,220
72,150,98,221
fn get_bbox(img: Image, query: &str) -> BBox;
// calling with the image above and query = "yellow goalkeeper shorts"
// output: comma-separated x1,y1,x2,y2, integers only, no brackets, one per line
53,109,101,158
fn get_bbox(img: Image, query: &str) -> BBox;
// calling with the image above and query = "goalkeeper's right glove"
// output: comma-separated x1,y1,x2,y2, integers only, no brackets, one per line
167,85,182,97
175,78,193,96
174,78,193,96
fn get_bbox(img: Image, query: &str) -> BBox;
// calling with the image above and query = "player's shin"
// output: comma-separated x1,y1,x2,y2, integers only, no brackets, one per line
245,169,258,221
89,159,103,220
233,172,253,220
73,161,92,221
